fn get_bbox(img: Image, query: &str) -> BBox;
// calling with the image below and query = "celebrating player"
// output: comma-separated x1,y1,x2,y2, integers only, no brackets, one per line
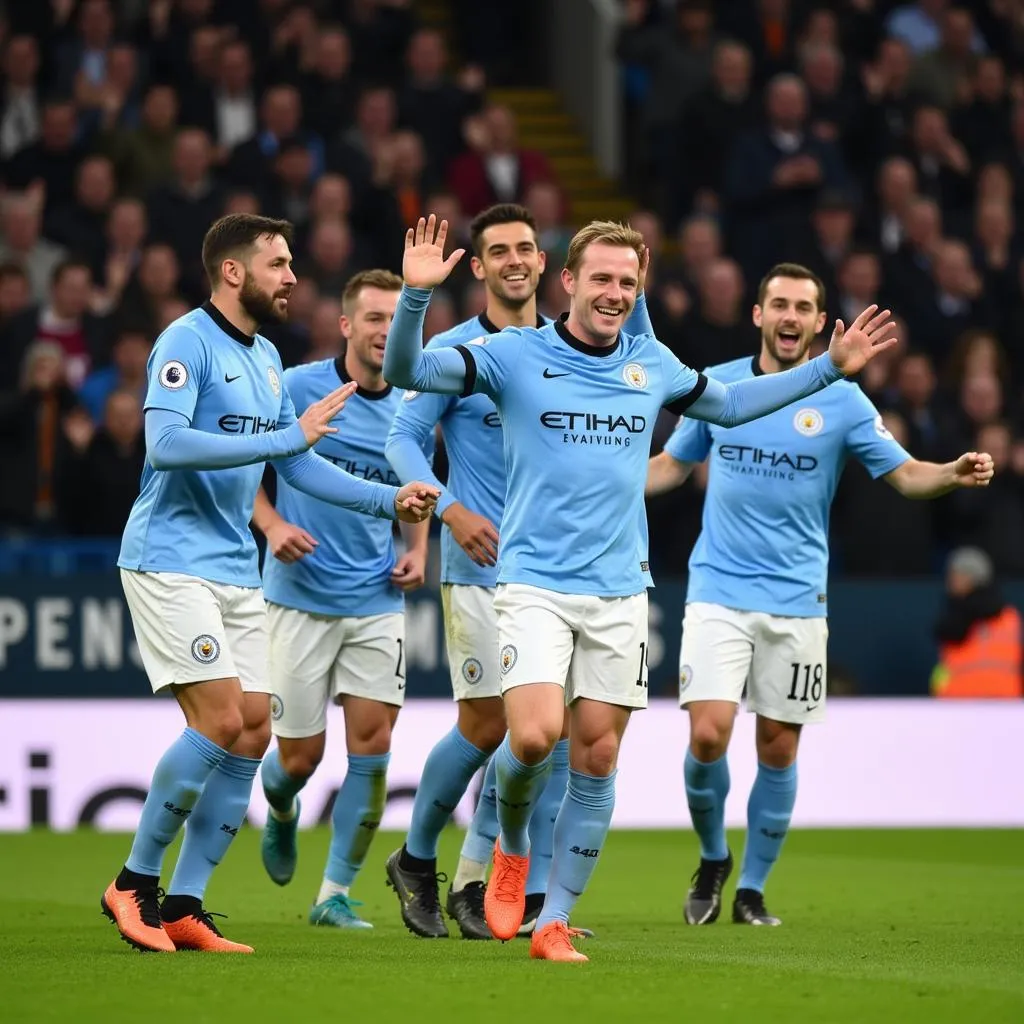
647,263,994,927
384,204,600,940
383,215,896,962
256,269,432,929
103,215,437,954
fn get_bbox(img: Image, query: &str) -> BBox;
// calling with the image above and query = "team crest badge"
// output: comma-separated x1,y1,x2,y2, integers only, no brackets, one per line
158,360,188,390
270,694,284,720
267,366,281,396
500,645,518,675
190,634,220,664
793,408,824,437
680,664,693,693
622,362,648,389
462,658,483,684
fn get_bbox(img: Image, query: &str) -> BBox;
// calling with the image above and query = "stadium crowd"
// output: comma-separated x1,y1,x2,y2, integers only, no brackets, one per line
0,0,1021,578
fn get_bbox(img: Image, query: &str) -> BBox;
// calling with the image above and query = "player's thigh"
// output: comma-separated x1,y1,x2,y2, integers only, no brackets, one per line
331,612,407,710
493,584,576,744
221,584,270,694
266,603,341,739
566,592,650,711
678,602,756,709
120,569,238,692
748,614,829,725
442,584,501,700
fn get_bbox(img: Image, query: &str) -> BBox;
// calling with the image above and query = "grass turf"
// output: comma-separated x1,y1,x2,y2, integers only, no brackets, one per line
1,828,1022,1022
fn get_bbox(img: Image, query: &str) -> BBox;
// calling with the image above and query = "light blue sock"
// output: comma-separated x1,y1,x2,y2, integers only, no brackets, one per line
125,728,226,876
260,747,307,813
406,726,489,860
495,734,552,857
167,752,260,899
684,749,730,862
536,769,616,929
738,761,797,892
459,753,498,864
324,752,391,887
526,737,569,895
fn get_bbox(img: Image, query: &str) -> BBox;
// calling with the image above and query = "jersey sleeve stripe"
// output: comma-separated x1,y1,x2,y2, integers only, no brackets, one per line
454,344,477,398
664,372,708,415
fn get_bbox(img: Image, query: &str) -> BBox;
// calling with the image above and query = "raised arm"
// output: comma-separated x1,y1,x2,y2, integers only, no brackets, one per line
687,305,898,428
885,453,994,499
384,215,471,393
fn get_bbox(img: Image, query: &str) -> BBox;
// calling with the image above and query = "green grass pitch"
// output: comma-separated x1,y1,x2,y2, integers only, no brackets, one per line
2,828,1023,1022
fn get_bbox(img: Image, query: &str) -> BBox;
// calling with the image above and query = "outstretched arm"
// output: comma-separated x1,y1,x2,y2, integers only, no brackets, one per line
384,215,471,393
885,453,994,498
275,449,400,519
686,305,898,428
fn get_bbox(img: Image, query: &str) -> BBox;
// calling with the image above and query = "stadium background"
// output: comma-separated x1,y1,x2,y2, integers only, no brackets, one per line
0,0,1022,834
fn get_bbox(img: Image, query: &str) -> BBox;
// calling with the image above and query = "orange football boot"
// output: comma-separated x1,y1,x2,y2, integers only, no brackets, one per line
530,921,589,963
162,908,254,953
484,838,529,941
101,879,176,953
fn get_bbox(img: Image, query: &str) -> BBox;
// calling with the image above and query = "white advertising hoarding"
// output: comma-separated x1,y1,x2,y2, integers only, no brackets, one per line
0,699,1021,831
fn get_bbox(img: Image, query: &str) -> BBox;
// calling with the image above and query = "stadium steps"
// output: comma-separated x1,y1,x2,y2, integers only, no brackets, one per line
489,87,634,226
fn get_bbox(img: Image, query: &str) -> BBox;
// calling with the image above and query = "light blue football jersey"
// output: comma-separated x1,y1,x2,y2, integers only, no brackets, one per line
461,317,704,597
118,302,299,588
263,358,432,617
387,312,550,588
665,356,911,617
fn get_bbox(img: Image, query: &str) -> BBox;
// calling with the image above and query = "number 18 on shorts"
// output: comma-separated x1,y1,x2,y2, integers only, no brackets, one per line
678,602,829,724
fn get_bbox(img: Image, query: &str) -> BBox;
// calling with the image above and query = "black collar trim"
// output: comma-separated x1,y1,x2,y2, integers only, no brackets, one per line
554,313,619,357
334,357,393,400
751,355,764,377
477,311,546,334
201,300,255,347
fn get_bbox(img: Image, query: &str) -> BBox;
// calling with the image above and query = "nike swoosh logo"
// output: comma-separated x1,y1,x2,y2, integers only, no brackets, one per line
805,704,818,712
543,369,570,379
224,374,241,383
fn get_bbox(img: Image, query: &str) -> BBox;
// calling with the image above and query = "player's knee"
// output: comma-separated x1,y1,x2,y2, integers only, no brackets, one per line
510,725,557,766
467,716,506,753
689,719,729,762
756,731,799,768
574,734,619,777
350,722,392,756
280,746,322,781
243,717,273,758
196,706,245,749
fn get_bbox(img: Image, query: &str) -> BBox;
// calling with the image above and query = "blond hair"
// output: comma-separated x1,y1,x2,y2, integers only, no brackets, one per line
341,269,403,314
564,220,645,274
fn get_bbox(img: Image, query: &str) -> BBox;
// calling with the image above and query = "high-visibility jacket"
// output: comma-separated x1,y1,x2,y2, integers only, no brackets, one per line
932,606,1023,699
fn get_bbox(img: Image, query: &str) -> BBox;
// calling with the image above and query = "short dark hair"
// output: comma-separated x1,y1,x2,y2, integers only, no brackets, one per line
201,213,293,286
51,258,92,286
757,262,826,312
341,268,403,315
0,261,28,283
469,203,538,257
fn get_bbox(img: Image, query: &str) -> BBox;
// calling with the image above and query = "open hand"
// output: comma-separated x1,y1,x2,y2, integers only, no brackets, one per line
297,380,358,445
403,215,466,289
827,304,899,376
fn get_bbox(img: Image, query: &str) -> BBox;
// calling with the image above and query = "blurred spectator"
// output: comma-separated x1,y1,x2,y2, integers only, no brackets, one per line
376,129,435,227
665,213,721,302
680,258,750,370
44,155,118,277
447,104,554,216
297,219,357,295
954,56,1012,167
147,128,224,292
209,40,259,154
798,189,858,303
723,0,798,84
0,192,69,303
304,297,344,363
886,0,986,57
0,35,42,160
932,546,1023,698
972,197,1018,308
860,37,916,169
527,180,572,272
800,43,859,152
861,156,917,255
0,342,81,529
904,105,972,215
329,85,397,197
672,39,756,223
893,350,946,460
4,99,84,215
263,138,315,227
725,74,851,279
299,25,356,142
908,6,979,111
116,243,182,333
3,259,109,389
345,0,416,88
102,83,179,197
884,195,943,311
834,249,885,329
423,289,457,341
398,28,483,183
0,265,33,336
57,389,146,537
75,42,142,137
77,327,151,422
945,329,1013,393
57,0,116,99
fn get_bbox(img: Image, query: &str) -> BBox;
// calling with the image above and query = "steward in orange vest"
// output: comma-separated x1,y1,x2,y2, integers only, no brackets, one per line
932,549,1023,698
